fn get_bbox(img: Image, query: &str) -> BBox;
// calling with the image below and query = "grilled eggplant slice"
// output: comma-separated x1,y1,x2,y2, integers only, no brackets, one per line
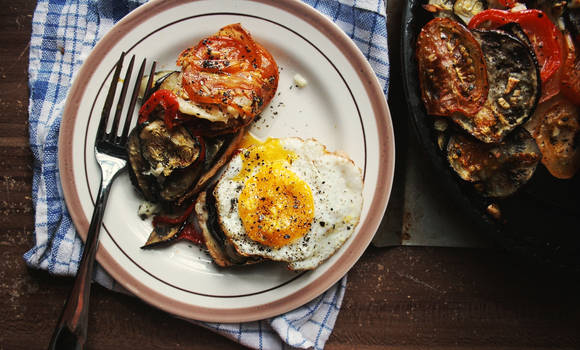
159,166,204,203
142,220,185,248
498,22,533,49
142,213,205,249
451,29,541,143
176,129,245,206
128,127,156,201
136,131,245,246
447,128,542,197
127,119,202,203
139,119,200,176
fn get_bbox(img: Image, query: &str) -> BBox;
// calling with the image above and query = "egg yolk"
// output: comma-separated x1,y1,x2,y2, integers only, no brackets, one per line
236,139,315,248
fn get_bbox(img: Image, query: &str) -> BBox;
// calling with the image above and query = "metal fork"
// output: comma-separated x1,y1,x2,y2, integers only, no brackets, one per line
48,53,157,350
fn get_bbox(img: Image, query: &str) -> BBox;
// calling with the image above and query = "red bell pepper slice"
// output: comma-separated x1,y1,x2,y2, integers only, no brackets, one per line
138,89,180,129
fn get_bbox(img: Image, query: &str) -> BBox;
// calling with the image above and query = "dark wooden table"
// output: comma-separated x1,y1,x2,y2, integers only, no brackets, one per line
2,1,579,349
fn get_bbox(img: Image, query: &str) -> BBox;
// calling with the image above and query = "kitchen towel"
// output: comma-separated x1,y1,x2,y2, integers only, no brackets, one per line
24,0,389,349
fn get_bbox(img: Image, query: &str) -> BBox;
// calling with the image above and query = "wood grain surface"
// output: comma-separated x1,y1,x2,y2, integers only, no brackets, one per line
1,1,579,349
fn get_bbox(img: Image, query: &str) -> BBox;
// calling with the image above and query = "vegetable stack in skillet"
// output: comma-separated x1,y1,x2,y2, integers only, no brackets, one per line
403,0,580,269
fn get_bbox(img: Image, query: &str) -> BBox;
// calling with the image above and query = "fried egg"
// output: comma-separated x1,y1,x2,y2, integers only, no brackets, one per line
214,137,363,270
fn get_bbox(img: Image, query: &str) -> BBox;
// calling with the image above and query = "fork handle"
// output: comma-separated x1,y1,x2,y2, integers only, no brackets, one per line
48,172,117,350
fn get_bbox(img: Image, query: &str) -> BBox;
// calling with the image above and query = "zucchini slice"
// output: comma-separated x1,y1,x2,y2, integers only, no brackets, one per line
447,128,542,197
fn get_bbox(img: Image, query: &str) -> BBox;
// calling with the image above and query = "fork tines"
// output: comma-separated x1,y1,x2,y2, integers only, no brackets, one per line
97,53,157,147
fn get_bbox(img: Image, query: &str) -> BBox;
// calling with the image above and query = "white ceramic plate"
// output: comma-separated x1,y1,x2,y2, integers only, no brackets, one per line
59,0,395,322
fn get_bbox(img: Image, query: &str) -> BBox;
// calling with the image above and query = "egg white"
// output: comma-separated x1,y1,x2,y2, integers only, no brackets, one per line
214,138,363,270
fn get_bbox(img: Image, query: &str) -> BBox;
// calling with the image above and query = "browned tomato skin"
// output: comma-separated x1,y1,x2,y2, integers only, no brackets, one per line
416,17,489,117
177,23,279,119
532,95,580,179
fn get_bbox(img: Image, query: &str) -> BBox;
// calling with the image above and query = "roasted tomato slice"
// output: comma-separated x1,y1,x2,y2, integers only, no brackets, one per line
560,32,580,105
531,95,580,179
177,23,278,120
416,17,488,117
469,9,564,101
178,36,258,74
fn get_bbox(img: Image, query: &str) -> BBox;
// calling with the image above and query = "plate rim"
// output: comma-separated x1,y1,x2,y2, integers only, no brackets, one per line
58,0,395,322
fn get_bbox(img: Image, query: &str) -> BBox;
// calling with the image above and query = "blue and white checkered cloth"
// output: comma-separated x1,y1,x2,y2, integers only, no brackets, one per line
24,0,389,349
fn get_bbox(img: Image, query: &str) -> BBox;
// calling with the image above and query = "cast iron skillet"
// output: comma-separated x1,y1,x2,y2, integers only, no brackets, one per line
401,0,580,270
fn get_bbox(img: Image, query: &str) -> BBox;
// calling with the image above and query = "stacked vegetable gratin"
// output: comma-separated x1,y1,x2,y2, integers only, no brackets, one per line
416,0,580,199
